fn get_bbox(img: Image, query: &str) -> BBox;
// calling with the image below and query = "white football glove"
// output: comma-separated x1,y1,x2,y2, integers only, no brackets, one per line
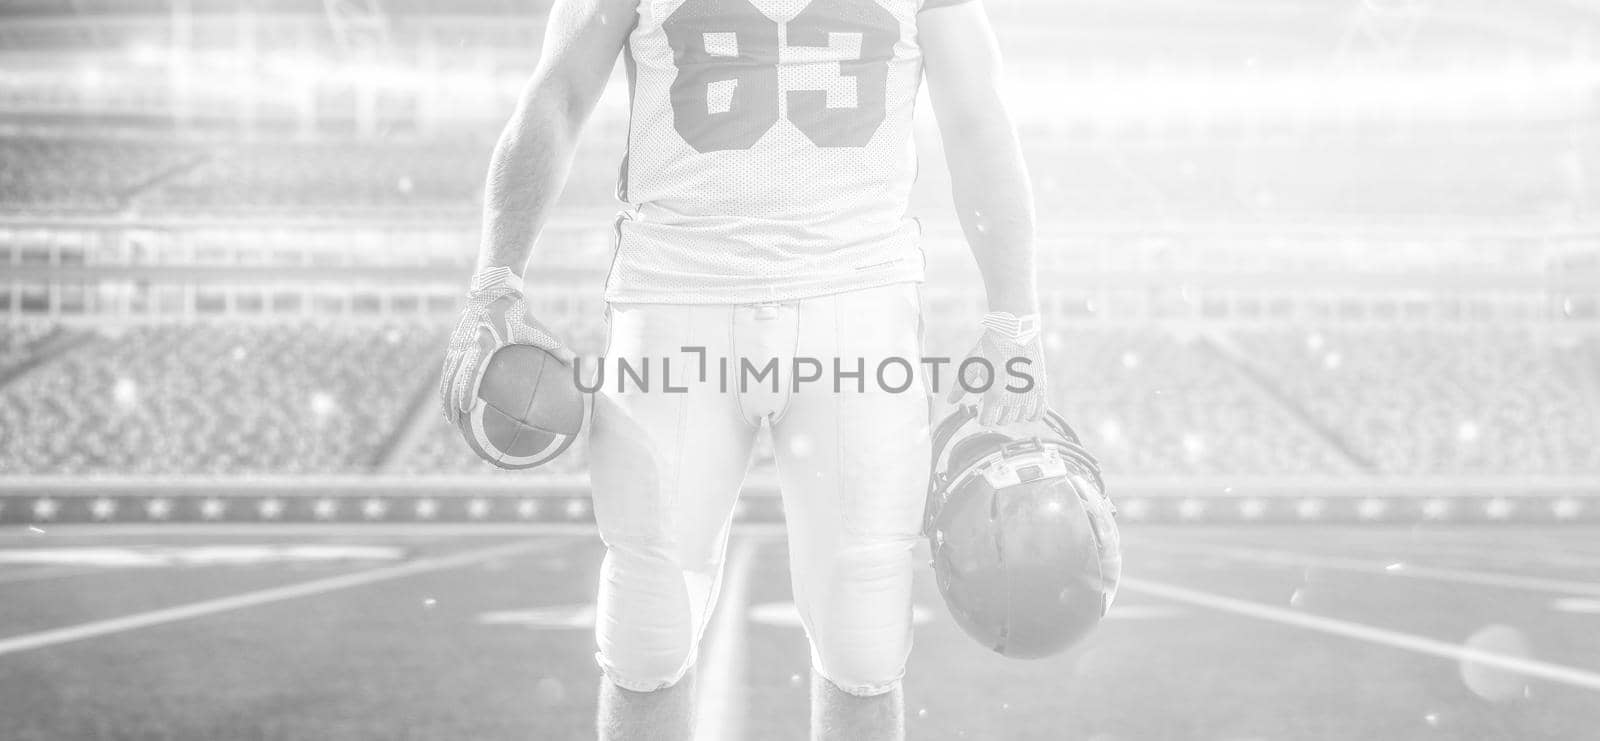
946,312,1051,427
438,267,574,425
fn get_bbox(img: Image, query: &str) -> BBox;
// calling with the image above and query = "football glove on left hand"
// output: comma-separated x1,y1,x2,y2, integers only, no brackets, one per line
438,268,575,426
947,327,1050,428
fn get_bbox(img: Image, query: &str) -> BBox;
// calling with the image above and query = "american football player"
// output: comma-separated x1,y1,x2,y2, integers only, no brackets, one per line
439,0,1047,738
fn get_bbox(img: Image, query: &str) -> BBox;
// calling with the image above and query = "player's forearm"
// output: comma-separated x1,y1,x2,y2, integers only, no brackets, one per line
476,84,586,276
944,121,1040,316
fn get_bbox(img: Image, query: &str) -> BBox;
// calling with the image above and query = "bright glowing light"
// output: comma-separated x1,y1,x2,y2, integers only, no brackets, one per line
1098,419,1122,444
310,391,337,417
76,64,103,89
1182,433,1206,460
1306,332,1325,352
128,41,165,65
1121,352,1140,369
1457,421,1480,443
1323,352,1342,370
113,378,138,408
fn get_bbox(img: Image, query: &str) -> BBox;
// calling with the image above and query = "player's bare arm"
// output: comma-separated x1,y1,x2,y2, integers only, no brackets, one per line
922,2,1049,427
439,0,635,424
478,0,636,276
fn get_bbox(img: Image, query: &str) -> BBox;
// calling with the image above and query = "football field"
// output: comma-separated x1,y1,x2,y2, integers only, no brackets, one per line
3,517,1600,740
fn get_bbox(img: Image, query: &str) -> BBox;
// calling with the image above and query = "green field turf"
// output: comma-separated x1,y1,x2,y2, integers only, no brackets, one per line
2,524,1599,740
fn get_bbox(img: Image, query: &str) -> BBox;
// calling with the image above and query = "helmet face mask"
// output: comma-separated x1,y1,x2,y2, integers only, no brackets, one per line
925,407,1122,659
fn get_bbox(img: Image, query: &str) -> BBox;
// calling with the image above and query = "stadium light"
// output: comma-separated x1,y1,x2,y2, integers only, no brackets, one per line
128,41,166,66
75,64,103,90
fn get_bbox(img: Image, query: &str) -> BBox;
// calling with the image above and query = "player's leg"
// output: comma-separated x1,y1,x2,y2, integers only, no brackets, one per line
810,670,903,741
598,675,697,741
589,303,758,740
770,283,931,741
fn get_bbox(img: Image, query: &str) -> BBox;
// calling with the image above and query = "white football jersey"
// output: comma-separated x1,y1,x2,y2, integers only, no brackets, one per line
606,0,972,304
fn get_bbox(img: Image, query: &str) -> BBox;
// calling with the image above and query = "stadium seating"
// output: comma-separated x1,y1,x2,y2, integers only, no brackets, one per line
923,323,1361,477
0,321,75,379
3,320,1597,477
1232,328,1600,475
0,138,205,211
0,323,438,475
137,142,492,213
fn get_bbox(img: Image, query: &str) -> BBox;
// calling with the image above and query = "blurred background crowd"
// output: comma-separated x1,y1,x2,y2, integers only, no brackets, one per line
0,0,1596,487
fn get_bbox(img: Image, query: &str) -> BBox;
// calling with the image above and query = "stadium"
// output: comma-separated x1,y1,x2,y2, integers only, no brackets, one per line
1,0,1598,738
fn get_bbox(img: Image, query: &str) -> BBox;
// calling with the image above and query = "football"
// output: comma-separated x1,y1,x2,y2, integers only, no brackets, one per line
456,343,584,470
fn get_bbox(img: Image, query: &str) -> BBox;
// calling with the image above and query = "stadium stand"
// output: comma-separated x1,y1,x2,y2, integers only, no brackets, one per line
0,322,439,475
1048,328,1362,476
4,319,1598,477
1231,328,1600,474
0,137,206,211
0,321,78,380
137,141,492,213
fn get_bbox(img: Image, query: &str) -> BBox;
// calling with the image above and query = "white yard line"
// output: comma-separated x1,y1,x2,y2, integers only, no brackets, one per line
1141,540,1600,599
1122,576,1600,693
0,565,107,585
1290,540,1600,572
694,538,759,741
0,540,541,658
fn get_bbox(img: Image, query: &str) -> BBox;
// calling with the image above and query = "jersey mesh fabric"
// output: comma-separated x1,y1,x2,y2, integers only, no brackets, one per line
608,0,945,304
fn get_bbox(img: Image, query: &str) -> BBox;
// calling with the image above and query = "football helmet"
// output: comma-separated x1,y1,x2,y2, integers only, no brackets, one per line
924,406,1120,659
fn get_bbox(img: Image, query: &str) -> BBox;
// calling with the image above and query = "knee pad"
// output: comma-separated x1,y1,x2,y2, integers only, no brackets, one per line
801,537,916,698
594,542,718,692
812,654,906,698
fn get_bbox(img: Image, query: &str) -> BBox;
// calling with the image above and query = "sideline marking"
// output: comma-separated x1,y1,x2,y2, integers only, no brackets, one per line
0,540,541,658
1132,530,1600,570
1144,541,1600,599
742,601,1182,628
1551,598,1600,614
748,601,937,628
695,538,758,741
1104,604,1186,620
1122,576,1600,693
477,603,597,628
0,545,404,567
0,522,788,538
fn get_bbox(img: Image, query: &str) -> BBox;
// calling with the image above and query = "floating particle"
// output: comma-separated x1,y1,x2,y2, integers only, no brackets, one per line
1459,625,1532,702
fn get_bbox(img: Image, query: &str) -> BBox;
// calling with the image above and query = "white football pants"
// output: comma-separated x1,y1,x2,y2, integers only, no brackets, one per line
588,282,931,697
